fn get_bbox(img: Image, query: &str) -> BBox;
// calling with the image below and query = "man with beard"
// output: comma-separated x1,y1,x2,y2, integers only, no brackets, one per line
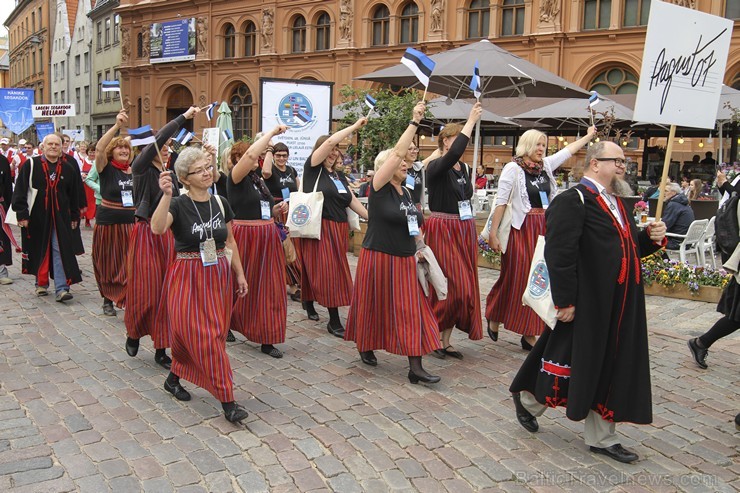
12,133,82,301
510,141,666,464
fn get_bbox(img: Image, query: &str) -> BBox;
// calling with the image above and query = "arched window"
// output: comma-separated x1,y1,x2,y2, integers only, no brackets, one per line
230,84,253,140
730,72,740,90
584,0,611,30
467,0,490,39
136,32,143,58
623,0,650,27
292,16,307,53
589,67,639,95
726,0,740,19
315,12,331,51
243,21,256,57
371,5,390,46
223,23,236,58
399,2,419,44
501,0,524,36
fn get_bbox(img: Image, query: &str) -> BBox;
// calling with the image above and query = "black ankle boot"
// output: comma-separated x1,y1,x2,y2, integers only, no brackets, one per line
303,301,319,321
125,337,139,357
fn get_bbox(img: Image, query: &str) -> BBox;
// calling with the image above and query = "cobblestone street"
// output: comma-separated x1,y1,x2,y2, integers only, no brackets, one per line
0,226,737,492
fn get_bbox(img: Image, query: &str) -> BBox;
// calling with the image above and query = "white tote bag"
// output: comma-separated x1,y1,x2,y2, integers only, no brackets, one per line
521,235,558,329
287,168,324,240
480,177,516,254
5,159,37,226
347,208,361,232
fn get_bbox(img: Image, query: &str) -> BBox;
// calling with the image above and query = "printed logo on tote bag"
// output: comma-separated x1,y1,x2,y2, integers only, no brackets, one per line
291,204,312,226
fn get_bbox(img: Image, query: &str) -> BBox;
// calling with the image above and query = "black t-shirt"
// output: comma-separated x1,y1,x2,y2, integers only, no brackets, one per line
226,172,275,220
301,158,352,222
96,164,135,225
426,135,473,214
169,194,234,252
264,165,298,201
363,182,421,257
210,172,228,199
524,170,551,208
404,165,424,205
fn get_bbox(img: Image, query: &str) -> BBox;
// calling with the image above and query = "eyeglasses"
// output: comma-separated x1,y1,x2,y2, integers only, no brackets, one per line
274,153,289,159
408,147,419,152
187,165,214,176
595,157,626,167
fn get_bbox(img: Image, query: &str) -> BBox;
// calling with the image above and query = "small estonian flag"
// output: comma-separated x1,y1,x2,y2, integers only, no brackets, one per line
101,80,121,92
222,128,233,142
469,61,481,99
174,128,194,146
128,125,156,147
365,94,377,111
206,102,218,121
401,47,435,88
589,91,601,108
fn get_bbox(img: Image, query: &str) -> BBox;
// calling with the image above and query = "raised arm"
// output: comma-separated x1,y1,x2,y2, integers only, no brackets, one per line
231,125,287,184
96,110,128,173
151,171,175,234
310,117,367,167
261,142,276,179
427,103,482,180
132,106,199,174
373,102,425,192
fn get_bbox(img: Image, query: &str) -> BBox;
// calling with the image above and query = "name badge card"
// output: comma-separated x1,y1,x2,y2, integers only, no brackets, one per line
407,215,419,236
121,190,134,207
281,188,290,201
200,238,218,266
332,178,347,193
405,174,415,189
260,200,271,220
539,191,550,209
458,200,473,220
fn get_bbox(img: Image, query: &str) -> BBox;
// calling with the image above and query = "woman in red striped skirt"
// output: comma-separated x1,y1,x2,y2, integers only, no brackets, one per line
151,146,250,424
345,102,442,383
262,142,302,302
425,104,484,360
485,127,596,348
92,109,135,316
125,106,199,369
298,117,369,336
227,125,290,358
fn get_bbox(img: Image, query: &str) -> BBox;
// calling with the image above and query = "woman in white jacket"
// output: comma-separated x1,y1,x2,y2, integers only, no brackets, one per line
485,126,595,349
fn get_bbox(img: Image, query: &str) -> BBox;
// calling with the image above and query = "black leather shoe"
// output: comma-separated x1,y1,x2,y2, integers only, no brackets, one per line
360,350,377,366
164,380,191,401
487,325,498,342
303,302,319,321
226,330,236,342
431,349,446,359
125,337,139,357
408,370,441,384
224,403,249,423
687,338,708,369
443,346,463,360
261,344,283,358
521,337,534,351
590,444,639,463
102,300,116,316
155,352,172,370
327,322,345,338
290,290,302,302
512,392,539,433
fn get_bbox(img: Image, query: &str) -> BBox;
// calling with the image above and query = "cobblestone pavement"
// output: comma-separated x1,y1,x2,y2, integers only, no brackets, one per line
0,226,737,492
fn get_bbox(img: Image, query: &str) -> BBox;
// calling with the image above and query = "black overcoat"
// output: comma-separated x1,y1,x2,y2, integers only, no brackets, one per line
511,181,662,424
0,154,13,265
11,155,82,284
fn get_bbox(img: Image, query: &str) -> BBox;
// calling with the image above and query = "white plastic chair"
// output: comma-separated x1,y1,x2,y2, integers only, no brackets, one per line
475,189,489,212
665,219,709,266
701,216,717,269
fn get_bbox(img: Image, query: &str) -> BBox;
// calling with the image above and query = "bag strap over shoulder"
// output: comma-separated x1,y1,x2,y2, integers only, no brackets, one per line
213,194,225,218
302,166,323,194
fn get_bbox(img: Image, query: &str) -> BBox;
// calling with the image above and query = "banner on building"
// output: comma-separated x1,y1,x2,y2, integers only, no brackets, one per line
0,89,35,134
260,78,333,176
32,104,76,118
35,122,56,142
150,19,196,64
633,1,733,129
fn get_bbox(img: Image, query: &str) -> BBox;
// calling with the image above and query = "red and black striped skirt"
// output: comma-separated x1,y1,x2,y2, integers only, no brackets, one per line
345,249,442,355
92,222,133,307
278,209,301,287
296,219,352,308
486,209,546,337
167,254,234,402
231,219,286,344
124,220,175,348
424,212,483,340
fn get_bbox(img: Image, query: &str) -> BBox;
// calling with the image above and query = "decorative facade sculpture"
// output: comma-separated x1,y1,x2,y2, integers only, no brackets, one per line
339,0,353,41
539,0,561,22
262,9,274,49
670,0,696,8
430,0,444,32
196,17,208,55
141,25,150,58
121,27,130,62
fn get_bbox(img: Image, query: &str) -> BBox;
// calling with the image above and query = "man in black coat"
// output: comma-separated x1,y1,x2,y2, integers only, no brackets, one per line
662,182,695,250
0,154,15,284
12,133,82,302
510,141,667,464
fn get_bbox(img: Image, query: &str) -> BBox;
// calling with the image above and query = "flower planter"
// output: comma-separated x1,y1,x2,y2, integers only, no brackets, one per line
643,283,722,303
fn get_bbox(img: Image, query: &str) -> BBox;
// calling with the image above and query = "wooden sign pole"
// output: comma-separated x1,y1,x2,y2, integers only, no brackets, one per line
653,124,676,222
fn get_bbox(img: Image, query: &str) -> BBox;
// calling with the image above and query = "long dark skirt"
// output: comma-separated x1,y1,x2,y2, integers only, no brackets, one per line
92,222,133,307
296,219,352,308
